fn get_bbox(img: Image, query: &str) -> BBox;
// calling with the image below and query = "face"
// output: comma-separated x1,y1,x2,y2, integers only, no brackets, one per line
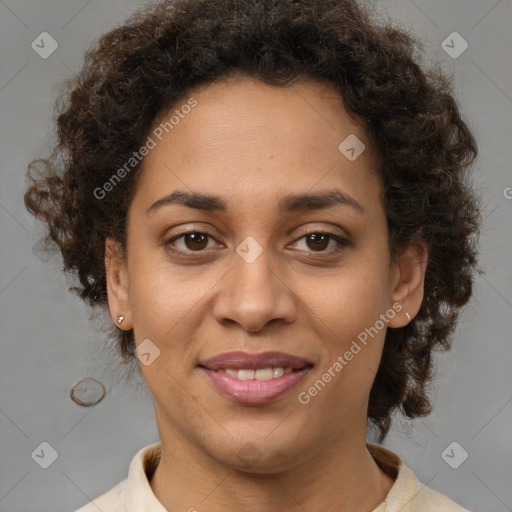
105,76,426,472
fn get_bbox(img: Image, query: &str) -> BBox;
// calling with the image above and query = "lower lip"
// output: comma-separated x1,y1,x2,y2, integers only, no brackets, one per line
200,367,311,404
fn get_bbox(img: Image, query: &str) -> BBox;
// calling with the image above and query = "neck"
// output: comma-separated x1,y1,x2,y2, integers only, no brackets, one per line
149,417,394,512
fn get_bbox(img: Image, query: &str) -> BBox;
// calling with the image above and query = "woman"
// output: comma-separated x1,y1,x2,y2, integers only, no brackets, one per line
24,0,480,510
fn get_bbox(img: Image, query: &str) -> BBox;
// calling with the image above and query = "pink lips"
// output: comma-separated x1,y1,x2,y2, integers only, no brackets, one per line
201,350,313,371
199,350,313,404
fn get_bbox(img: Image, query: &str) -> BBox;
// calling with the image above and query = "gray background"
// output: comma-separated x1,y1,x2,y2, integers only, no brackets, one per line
0,0,511,511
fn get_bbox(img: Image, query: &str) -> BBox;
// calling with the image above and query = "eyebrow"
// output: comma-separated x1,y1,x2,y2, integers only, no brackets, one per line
146,188,367,217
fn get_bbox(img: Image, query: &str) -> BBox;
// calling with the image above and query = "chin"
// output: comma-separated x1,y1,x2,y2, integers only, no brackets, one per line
206,437,303,474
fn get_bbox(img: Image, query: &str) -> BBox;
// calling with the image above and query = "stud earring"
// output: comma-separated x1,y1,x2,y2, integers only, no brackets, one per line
405,312,411,323
117,315,124,324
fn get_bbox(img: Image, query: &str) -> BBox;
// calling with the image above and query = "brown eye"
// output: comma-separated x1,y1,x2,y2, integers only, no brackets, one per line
294,232,348,253
167,232,213,252
183,232,209,250
305,233,330,251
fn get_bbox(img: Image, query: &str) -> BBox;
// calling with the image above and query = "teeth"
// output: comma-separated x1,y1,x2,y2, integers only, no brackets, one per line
238,369,255,380
223,367,296,380
272,367,284,378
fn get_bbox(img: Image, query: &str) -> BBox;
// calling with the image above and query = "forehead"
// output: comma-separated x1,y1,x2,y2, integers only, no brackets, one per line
130,76,382,219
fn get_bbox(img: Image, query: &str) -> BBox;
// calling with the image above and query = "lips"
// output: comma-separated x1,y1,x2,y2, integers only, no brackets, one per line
198,350,314,404
200,350,313,371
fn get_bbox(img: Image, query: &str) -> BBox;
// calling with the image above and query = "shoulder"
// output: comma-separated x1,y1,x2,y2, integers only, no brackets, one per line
74,479,127,512
367,443,473,512
408,478,473,511
73,442,162,512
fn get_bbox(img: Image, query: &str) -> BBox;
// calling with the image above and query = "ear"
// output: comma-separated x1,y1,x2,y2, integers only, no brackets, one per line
387,240,428,328
105,237,132,330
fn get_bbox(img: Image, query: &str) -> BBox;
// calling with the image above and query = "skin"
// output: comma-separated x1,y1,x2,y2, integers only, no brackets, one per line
105,76,428,512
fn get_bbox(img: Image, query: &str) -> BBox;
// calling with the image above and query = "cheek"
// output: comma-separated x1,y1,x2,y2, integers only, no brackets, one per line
302,263,390,394
299,286,389,425
126,252,197,340
303,263,390,336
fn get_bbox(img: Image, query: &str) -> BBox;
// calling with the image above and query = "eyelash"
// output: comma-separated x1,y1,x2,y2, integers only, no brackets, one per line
164,230,350,256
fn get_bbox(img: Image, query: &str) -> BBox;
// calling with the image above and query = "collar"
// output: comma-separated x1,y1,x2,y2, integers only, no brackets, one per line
124,441,417,512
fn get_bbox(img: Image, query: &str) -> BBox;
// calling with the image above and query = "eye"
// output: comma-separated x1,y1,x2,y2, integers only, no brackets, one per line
292,231,349,253
166,231,217,252
165,230,349,255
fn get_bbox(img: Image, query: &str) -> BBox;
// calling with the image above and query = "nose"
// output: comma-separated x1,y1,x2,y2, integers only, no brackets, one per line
213,244,296,333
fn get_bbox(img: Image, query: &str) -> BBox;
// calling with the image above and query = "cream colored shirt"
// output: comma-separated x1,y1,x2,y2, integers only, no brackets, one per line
75,442,472,511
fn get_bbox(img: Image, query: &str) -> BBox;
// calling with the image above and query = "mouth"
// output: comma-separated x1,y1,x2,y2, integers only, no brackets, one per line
198,351,314,404
206,366,298,380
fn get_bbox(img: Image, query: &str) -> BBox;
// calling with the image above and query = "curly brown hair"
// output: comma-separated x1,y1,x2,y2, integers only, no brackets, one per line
23,0,480,441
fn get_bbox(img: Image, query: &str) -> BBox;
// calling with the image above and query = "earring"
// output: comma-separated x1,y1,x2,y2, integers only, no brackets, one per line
405,312,411,323
117,315,124,324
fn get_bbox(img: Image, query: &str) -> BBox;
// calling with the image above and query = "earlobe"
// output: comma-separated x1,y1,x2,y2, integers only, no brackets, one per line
105,237,132,329
388,240,428,328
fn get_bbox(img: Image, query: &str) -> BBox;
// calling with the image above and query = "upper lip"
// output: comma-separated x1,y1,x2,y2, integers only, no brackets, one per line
200,351,314,371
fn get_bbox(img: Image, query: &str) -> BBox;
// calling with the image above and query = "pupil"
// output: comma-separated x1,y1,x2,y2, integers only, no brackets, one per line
308,233,328,251
186,233,207,250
